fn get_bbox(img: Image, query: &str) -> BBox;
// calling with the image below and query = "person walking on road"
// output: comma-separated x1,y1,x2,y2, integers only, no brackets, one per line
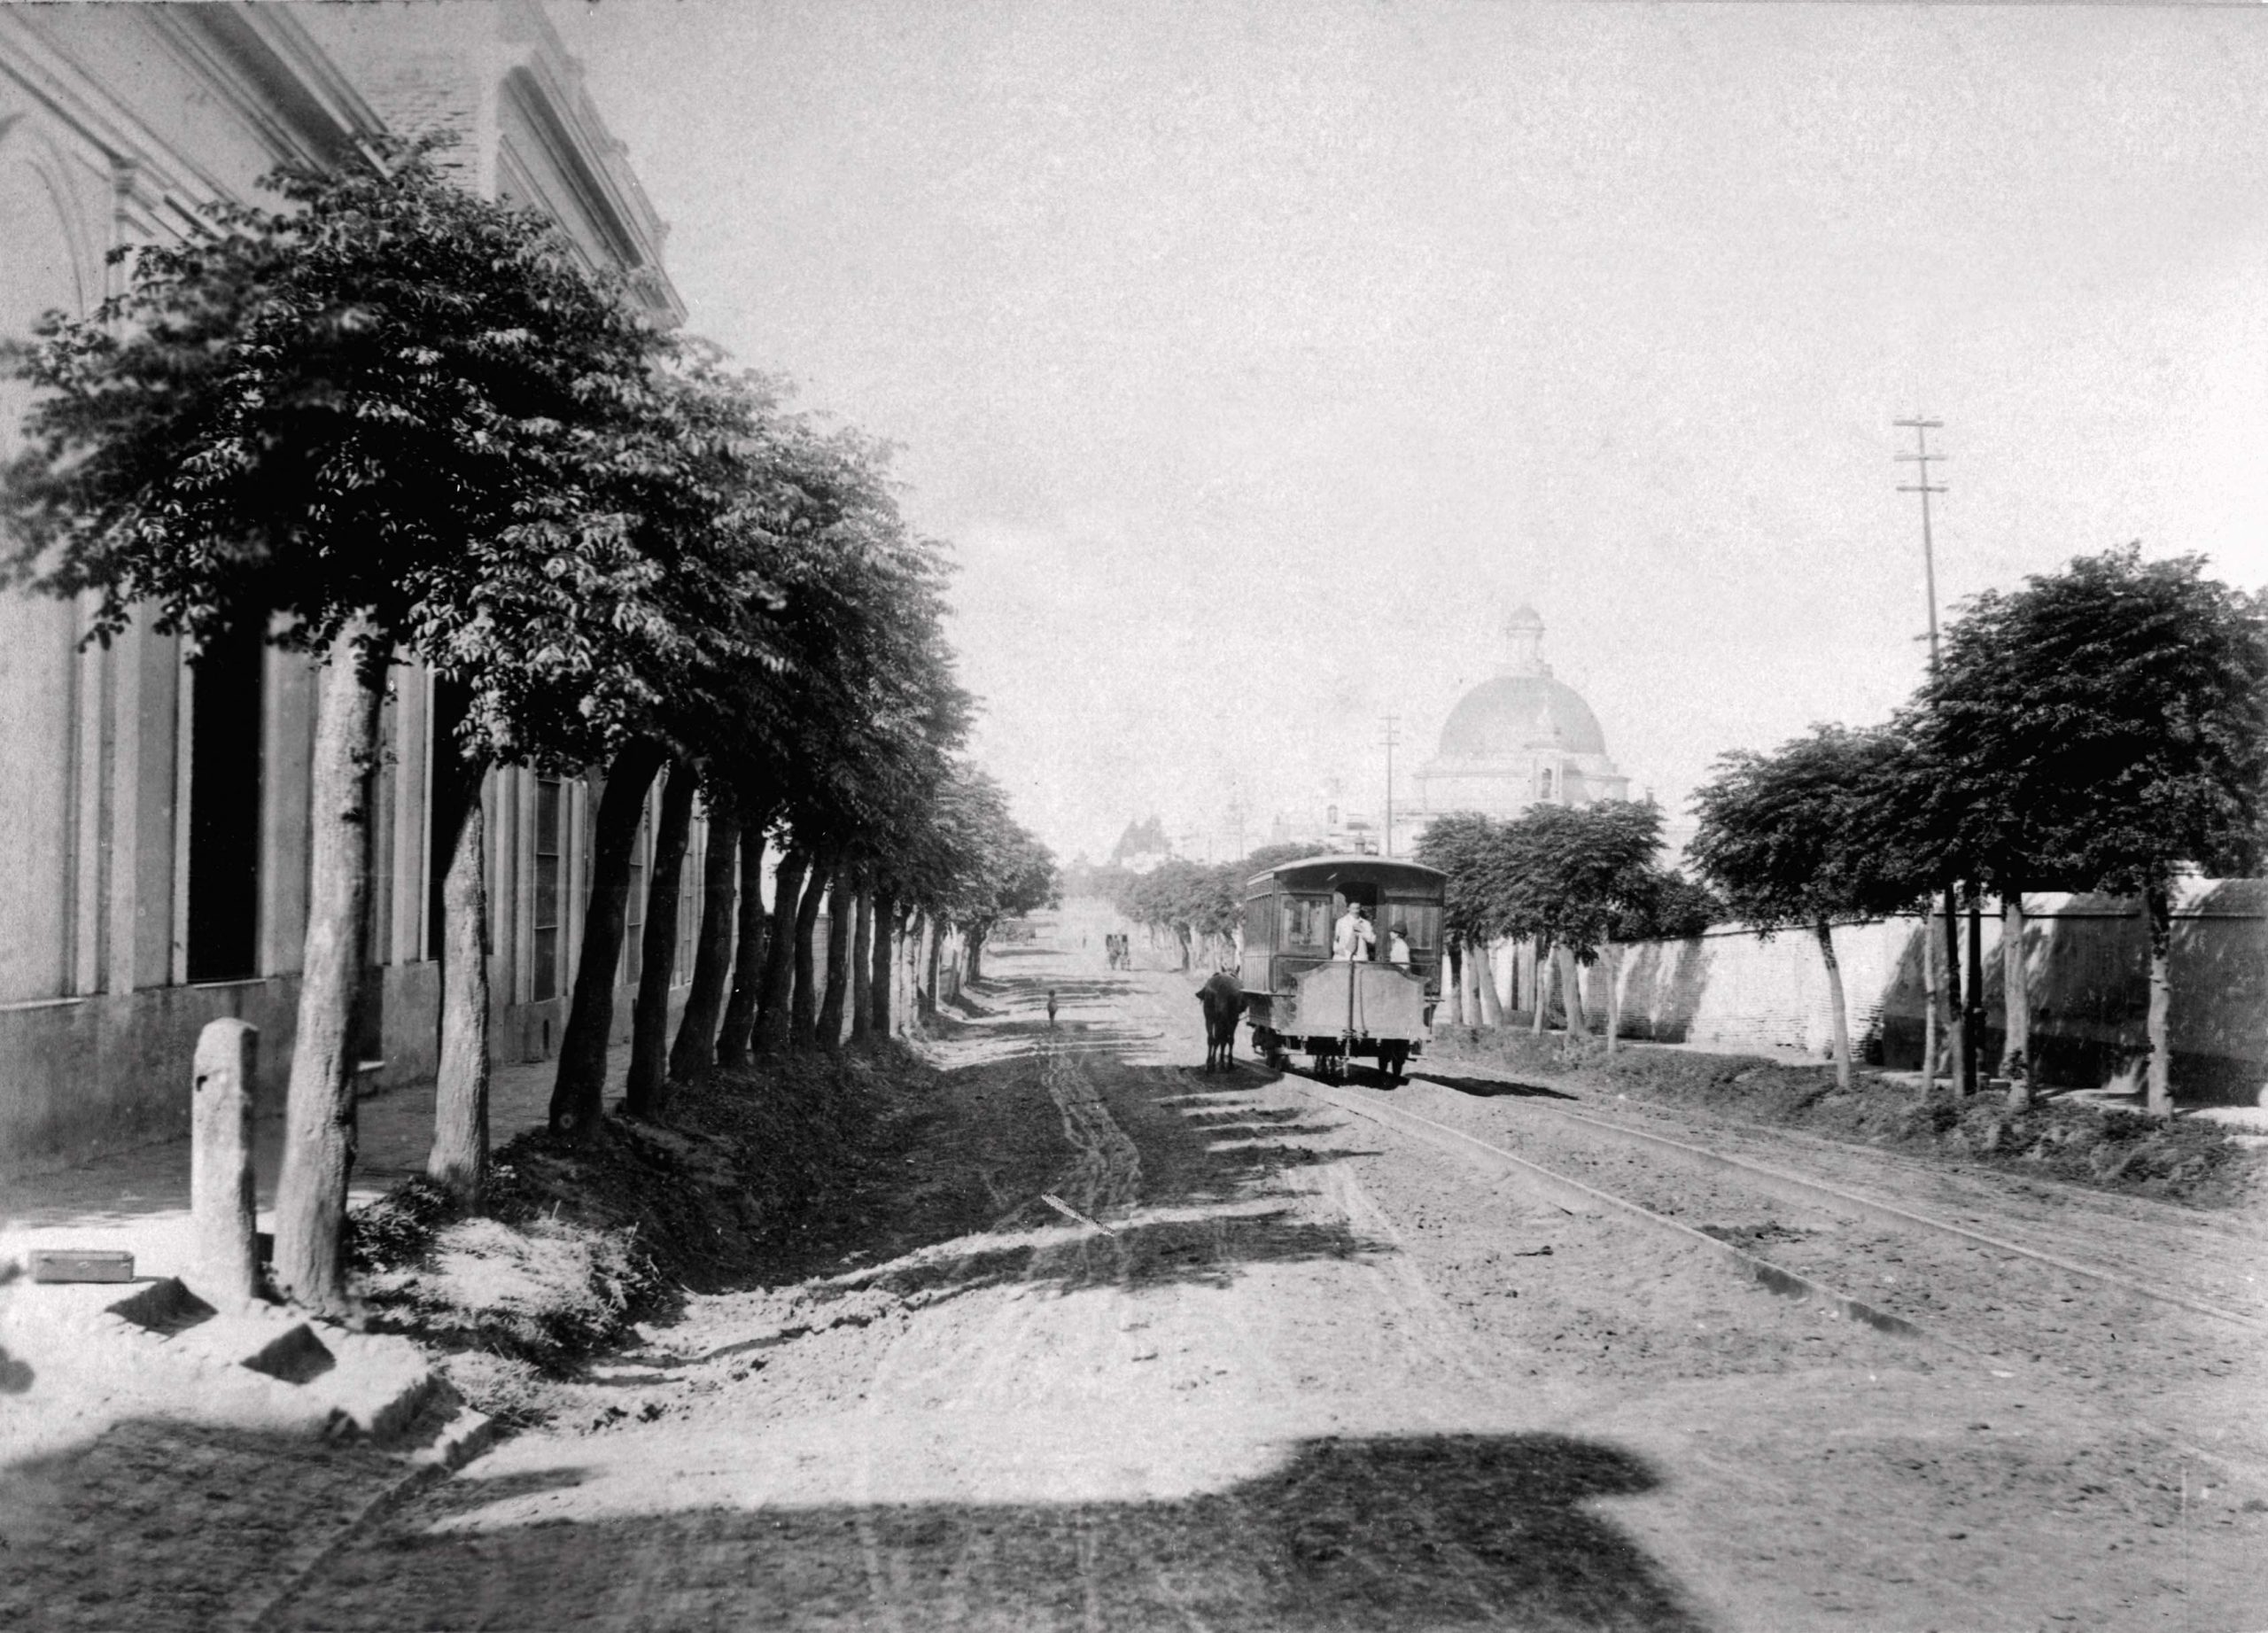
1046,988,1059,1029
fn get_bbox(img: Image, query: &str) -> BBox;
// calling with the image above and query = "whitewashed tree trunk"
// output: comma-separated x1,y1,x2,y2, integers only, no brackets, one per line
1814,919,1851,1092
2144,885,2173,1116
1603,937,1620,1055
1472,938,1504,1026
2001,894,2032,1111
273,624,386,1316
1556,945,1588,1037
427,764,489,1208
1920,910,1940,1088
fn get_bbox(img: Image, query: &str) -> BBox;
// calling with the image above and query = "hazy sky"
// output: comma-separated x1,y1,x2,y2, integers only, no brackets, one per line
550,0,2268,862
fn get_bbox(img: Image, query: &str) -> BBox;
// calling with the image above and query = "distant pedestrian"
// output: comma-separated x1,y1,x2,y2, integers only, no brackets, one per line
1046,988,1059,1028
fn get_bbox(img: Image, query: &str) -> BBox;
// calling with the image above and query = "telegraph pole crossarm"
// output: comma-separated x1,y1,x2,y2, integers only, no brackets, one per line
1894,416,1948,662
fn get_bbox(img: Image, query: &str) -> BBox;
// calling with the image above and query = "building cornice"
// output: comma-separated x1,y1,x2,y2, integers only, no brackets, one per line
496,0,683,323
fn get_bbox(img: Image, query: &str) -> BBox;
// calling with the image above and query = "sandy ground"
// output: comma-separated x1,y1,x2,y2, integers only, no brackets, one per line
206,906,2266,1631
6,910,2264,1629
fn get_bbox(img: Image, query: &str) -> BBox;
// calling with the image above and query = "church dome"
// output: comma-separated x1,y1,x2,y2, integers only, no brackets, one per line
1433,604,1608,760
1436,674,1606,759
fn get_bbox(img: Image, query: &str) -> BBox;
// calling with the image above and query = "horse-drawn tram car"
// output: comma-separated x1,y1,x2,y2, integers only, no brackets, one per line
1240,855,1446,1082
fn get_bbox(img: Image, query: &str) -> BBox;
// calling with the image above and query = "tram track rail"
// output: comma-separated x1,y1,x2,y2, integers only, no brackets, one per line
1396,1073,2268,1336
1284,1071,1953,1348
1276,1061,2268,1375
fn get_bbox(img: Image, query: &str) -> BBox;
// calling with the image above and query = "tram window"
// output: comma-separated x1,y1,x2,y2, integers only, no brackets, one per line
1243,897,1274,952
1385,903,1441,950
1280,897,1330,948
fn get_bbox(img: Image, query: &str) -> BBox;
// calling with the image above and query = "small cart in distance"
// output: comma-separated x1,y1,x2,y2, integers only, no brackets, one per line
1239,855,1445,1082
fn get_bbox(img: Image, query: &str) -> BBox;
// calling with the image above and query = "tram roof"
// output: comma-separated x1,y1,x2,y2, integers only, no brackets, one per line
1244,855,1447,894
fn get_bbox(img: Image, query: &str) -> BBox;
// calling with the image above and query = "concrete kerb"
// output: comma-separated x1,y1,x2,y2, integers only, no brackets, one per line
1290,1077,1958,1352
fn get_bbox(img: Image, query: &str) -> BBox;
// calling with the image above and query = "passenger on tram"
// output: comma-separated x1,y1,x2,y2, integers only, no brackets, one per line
1332,902,1375,961
1386,921,1411,968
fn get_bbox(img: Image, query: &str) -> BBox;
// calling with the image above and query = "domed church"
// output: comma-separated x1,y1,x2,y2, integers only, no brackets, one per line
1411,606,1628,825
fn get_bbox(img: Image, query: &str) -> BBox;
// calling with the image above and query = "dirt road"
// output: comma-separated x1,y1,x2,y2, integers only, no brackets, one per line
270,911,2268,1630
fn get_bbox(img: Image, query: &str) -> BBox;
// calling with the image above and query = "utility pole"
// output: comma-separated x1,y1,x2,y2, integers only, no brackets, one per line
1379,715,1401,858
1896,416,1972,1097
1224,785,1248,867
1895,417,1946,662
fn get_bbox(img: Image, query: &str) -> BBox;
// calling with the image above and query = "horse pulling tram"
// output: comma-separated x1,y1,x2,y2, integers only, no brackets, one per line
1240,856,1446,1083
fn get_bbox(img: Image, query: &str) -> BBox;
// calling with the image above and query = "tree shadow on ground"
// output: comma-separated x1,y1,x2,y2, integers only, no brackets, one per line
857,1205,1394,1303
277,1429,1708,1631
1417,1073,1581,1101
1180,1105,1312,1129
0,1416,413,1633
751,1035,1399,1314
810,1061,1394,1310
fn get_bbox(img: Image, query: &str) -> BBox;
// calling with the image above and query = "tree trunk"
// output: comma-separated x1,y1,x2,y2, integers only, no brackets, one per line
272,626,387,1316
426,748,490,1209
1814,919,1852,1092
670,805,741,1082
717,825,769,1069
967,926,987,982
1603,937,1620,1056
1964,884,1985,1097
2000,891,2032,1111
818,868,854,1051
898,909,923,1032
548,738,668,1139
790,855,830,1047
849,879,874,1041
1532,940,1550,1035
1444,940,1464,1026
869,888,897,1040
1943,885,1966,1097
1472,938,1504,1026
1920,905,1940,1088
624,758,696,1120
923,917,943,1015
1557,945,1588,1037
2144,883,2173,1116
753,848,808,1054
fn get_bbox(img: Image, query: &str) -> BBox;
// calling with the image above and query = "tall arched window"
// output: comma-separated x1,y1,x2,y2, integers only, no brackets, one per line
186,626,264,981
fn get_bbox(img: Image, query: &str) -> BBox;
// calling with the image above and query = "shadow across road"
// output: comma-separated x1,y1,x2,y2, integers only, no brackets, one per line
1418,1072,1581,1101
275,1428,1710,1631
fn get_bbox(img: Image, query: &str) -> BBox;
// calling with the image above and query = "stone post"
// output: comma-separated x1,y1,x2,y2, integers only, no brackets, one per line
192,1018,259,1304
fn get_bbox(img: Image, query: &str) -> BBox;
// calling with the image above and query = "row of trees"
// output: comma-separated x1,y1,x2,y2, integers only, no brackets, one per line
1414,803,1720,1052
1689,546,2268,1110
1095,844,1327,968
2,138,1053,1314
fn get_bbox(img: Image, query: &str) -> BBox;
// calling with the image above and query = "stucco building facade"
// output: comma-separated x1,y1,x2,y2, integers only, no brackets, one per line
0,2,711,1173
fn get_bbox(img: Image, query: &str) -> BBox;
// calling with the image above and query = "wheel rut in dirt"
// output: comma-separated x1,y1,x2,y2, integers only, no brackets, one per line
1037,1038,1144,1224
